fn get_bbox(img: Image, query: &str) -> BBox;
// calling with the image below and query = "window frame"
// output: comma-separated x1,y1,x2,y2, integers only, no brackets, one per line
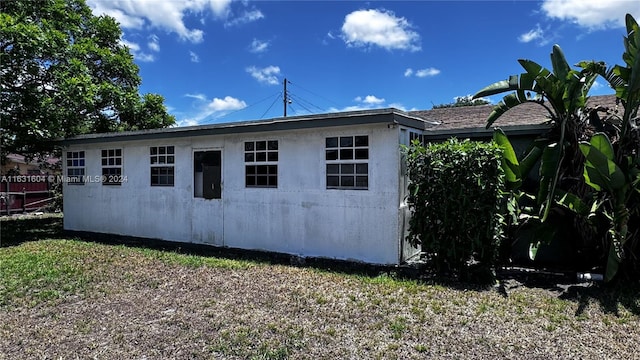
150,145,175,187
325,135,369,190
66,150,85,185
101,148,123,186
244,140,278,188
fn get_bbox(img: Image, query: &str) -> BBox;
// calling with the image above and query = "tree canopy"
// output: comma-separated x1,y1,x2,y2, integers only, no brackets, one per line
432,95,490,109
0,0,175,161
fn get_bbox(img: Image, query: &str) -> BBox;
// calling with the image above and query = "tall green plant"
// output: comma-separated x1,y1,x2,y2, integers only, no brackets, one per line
473,45,599,222
575,14,640,281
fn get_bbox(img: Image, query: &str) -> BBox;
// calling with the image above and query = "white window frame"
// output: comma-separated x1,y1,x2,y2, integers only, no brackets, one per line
150,145,175,186
66,151,85,185
101,148,123,186
325,135,369,190
244,140,278,188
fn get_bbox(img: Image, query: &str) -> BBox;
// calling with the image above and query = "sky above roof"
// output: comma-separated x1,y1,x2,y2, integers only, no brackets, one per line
86,0,640,127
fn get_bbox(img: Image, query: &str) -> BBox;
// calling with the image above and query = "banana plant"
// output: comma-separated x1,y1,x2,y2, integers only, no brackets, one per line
473,45,600,222
575,14,640,281
579,134,639,281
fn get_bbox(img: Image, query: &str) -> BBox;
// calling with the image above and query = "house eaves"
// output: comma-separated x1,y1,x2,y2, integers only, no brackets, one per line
59,108,435,146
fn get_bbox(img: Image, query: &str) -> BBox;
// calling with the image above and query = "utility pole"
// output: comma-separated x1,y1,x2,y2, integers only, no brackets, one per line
283,78,288,117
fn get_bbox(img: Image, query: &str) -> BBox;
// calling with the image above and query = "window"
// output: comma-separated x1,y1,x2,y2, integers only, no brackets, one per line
245,140,278,188
326,135,368,189
150,146,175,186
101,148,122,185
409,132,424,145
66,151,85,185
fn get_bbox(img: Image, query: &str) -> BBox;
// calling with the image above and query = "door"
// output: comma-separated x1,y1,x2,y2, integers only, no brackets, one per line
192,150,224,245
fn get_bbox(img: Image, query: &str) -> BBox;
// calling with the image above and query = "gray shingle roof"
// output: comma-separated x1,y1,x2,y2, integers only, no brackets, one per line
409,94,619,132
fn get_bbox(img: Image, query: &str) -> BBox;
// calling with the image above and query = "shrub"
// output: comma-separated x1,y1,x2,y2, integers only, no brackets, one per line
405,138,505,280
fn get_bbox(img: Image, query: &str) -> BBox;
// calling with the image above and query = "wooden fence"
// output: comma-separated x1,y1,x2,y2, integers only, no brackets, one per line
0,177,54,215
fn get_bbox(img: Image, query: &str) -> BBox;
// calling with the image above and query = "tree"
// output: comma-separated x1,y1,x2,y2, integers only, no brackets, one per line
0,0,175,162
432,95,490,109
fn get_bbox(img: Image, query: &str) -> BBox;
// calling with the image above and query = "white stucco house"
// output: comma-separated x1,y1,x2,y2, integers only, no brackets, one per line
61,109,441,265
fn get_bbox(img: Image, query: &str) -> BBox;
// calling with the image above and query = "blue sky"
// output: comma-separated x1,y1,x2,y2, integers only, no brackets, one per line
86,0,640,126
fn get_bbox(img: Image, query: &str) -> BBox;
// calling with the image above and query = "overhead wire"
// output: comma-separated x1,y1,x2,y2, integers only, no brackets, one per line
288,93,324,113
287,80,342,109
287,93,317,114
212,91,281,123
260,92,283,119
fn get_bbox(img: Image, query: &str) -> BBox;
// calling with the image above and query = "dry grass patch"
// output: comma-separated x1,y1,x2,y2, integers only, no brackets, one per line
1,226,639,359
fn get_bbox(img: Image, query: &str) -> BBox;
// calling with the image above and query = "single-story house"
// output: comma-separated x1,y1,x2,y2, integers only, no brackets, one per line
59,95,615,265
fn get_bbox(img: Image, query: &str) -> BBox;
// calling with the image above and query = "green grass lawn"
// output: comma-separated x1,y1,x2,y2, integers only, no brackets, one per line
1,215,639,359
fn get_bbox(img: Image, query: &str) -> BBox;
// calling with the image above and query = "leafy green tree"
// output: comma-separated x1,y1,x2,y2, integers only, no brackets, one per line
432,95,490,109
0,0,175,161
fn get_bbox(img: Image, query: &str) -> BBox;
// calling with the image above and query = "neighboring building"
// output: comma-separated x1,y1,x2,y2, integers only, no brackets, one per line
59,95,615,265
1,153,59,175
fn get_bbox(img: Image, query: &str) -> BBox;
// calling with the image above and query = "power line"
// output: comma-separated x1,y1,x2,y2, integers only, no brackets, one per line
213,91,281,122
293,93,325,112
261,92,283,119
287,93,319,114
288,80,341,108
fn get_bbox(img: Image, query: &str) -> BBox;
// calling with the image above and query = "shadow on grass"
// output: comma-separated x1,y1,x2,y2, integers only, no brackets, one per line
558,281,640,317
496,269,640,317
3,215,638,317
0,214,64,247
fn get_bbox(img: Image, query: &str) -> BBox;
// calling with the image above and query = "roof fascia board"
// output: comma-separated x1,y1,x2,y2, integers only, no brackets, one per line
424,124,551,140
60,109,426,146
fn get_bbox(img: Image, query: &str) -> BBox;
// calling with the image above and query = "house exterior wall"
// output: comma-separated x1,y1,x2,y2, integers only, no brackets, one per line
63,123,404,264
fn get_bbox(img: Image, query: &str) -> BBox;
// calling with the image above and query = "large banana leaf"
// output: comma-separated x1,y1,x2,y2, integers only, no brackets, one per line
579,134,626,192
519,138,546,177
537,143,563,222
493,129,521,189
483,91,531,128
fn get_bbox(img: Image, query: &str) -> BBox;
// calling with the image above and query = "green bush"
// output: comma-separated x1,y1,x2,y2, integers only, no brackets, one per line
405,138,505,280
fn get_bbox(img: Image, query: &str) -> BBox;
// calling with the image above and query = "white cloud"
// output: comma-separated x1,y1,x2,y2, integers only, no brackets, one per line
387,103,417,112
179,94,247,126
185,93,207,101
405,67,440,78
120,38,140,52
147,34,160,52
87,0,238,43
120,38,155,62
341,9,421,51
208,96,247,111
415,68,440,77
136,53,155,62
246,65,281,85
249,39,269,53
190,51,200,63
541,0,640,29
225,9,264,27
518,24,549,45
208,0,233,18
355,95,385,105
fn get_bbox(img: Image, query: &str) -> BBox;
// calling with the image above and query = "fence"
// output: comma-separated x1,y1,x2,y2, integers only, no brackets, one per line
0,178,54,215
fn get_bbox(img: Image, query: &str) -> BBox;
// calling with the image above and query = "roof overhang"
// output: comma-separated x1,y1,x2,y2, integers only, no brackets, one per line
423,124,551,140
59,108,434,146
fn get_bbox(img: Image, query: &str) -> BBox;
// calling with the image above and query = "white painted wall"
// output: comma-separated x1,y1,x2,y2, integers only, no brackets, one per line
63,123,404,264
